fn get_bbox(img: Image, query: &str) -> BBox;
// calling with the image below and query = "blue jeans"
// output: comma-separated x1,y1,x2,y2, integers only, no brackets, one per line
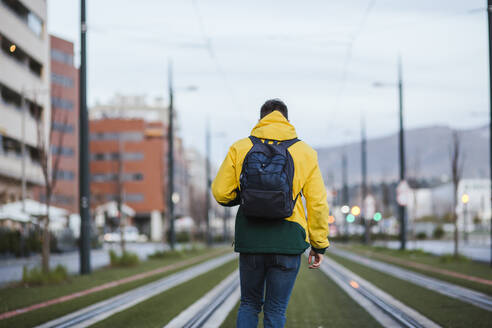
237,253,301,328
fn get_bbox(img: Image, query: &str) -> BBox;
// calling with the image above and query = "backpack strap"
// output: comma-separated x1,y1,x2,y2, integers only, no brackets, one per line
249,136,262,144
249,136,300,148
279,138,300,149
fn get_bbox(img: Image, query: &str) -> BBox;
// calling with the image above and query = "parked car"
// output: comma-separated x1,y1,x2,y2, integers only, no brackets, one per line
104,226,140,243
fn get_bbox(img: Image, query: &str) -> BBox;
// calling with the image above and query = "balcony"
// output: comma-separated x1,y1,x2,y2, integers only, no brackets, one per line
0,150,43,185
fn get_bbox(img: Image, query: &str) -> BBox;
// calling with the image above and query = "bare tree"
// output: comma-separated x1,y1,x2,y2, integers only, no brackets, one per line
36,94,69,273
450,132,465,258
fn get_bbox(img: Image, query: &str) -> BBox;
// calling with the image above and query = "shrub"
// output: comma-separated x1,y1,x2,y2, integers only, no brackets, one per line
416,232,427,240
109,250,139,267
22,265,69,286
433,226,445,239
176,231,191,243
439,253,470,263
148,249,184,260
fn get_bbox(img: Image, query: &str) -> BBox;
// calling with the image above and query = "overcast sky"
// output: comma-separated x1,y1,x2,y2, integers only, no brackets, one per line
47,0,489,164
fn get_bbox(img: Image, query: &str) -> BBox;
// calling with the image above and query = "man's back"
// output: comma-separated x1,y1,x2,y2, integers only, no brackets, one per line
212,110,330,255
211,100,330,328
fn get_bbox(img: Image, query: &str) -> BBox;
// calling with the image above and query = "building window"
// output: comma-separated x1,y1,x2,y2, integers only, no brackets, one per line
122,173,144,181
0,83,43,120
41,194,74,205
56,170,75,181
1,33,43,77
91,173,117,182
90,152,144,161
52,97,74,111
124,193,144,203
51,145,74,157
51,73,74,88
1,0,44,37
52,122,74,134
0,83,21,108
27,11,43,37
89,132,143,141
51,49,73,65
122,152,144,161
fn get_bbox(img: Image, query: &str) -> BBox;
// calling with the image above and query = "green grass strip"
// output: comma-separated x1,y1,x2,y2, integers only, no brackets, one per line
327,252,492,328
220,257,380,328
89,259,238,328
342,244,492,295
0,248,229,328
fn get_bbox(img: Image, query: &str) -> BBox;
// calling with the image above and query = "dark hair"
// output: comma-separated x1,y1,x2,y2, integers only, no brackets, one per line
260,99,288,119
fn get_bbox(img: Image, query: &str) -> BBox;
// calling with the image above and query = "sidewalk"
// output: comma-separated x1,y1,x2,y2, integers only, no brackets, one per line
0,242,167,286
373,239,491,262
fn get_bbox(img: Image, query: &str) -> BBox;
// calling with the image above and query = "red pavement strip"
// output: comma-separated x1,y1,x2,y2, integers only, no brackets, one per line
362,251,492,286
0,249,226,321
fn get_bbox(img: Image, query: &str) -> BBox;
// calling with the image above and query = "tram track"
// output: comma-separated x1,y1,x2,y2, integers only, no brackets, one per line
35,253,237,328
320,253,441,328
331,248,492,312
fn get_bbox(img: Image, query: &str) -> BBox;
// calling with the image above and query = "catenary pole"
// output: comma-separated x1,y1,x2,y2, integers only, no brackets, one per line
342,152,349,239
398,55,407,251
361,117,369,244
205,120,212,246
488,0,492,267
167,61,176,250
79,0,91,274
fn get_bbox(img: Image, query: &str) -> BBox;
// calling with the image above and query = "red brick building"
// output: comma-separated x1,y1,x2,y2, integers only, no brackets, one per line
89,118,167,238
49,35,79,213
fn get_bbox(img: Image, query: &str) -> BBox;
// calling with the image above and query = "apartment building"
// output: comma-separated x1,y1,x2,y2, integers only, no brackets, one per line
89,118,167,241
0,0,50,204
49,35,79,213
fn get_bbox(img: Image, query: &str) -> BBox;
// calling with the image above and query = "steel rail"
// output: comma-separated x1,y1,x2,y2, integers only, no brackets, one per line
331,248,492,312
35,253,237,328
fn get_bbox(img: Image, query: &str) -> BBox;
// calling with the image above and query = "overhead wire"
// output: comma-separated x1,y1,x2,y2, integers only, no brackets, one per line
191,0,246,116
329,0,377,140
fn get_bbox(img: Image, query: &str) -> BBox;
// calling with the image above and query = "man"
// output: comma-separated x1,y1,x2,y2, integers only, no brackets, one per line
212,99,330,328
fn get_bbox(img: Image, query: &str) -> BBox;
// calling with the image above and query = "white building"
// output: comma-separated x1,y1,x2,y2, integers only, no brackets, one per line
407,179,491,233
0,0,50,204
90,94,169,125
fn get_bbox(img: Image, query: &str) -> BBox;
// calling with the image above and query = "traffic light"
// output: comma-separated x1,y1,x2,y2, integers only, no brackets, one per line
373,212,382,222
351,206,361,216
346,214,355,223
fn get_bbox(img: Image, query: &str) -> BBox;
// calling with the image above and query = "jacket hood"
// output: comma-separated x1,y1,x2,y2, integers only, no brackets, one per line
250,111,298,141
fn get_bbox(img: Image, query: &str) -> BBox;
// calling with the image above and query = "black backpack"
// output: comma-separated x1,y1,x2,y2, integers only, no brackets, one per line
239,136,300,220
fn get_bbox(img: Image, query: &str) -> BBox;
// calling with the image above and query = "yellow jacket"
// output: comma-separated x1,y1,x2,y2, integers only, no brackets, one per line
212,111,330,254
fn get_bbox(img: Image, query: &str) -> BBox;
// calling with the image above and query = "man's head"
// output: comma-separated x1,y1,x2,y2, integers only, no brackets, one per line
260,99,288,120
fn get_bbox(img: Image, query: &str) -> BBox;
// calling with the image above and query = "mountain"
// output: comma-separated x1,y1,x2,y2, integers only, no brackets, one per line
315,125,489,186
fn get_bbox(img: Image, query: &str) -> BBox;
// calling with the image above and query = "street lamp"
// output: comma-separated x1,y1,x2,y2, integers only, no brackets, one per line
351,205,361,217
373,55,407,250
167,61,198,250
461,193,470,244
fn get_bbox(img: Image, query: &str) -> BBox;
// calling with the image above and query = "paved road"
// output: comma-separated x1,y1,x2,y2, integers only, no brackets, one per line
0,242,168,286
373,239,491,262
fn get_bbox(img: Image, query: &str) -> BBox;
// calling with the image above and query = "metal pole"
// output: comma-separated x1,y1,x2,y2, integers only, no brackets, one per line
79,0,91,274
342,152,349,239
205,120,211,246
488,0,492,267
464,202,469,245
398,55,407,251
167,61,176,250
361,117,369,244
21,90,26,211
